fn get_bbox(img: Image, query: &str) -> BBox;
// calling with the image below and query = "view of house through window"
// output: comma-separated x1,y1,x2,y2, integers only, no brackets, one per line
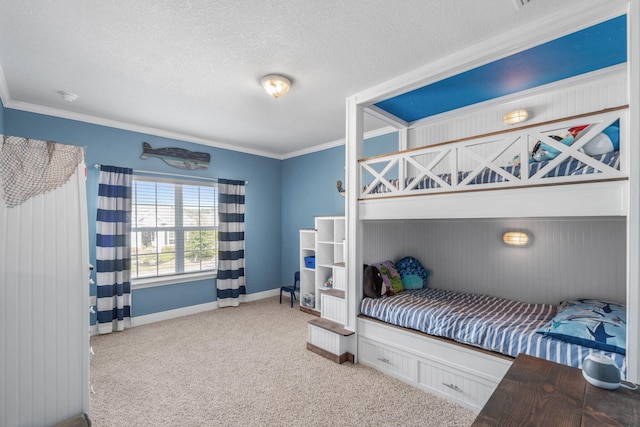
132,176,218,280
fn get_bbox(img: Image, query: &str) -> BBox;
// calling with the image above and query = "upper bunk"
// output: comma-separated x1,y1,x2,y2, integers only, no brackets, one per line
358,107,629,220
345,6,632,221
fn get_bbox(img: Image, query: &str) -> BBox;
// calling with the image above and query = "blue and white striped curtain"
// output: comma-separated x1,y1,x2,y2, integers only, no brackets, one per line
217,178,246,307
96,165,133,333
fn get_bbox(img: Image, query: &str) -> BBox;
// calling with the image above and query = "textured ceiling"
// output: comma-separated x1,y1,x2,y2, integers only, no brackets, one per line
0,0,621,158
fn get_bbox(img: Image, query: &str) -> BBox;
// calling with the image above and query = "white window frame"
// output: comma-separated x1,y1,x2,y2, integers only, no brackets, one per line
131,174,218,288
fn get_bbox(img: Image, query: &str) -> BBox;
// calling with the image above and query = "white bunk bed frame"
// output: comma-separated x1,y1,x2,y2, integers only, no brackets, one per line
343,2,639,412
359,107,628,220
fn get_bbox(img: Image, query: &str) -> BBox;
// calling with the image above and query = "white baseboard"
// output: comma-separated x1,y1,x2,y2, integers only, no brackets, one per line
241,288,280,302
90,288,281,335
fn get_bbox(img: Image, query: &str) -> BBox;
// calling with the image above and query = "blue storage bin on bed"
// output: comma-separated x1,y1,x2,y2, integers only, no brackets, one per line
304,256,315,268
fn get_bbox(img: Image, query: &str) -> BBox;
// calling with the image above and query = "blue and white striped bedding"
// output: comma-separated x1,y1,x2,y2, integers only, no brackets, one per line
360,287,627,377
366,150,620,194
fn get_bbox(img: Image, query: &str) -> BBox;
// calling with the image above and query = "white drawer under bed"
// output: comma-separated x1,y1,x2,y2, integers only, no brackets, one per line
357,316,512,412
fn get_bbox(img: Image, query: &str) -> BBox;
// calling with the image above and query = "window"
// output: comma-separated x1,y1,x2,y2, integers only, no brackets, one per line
131,176,218,280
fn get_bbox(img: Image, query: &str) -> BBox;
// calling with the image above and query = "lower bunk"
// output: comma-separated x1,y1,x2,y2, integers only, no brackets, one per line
357,288,627,412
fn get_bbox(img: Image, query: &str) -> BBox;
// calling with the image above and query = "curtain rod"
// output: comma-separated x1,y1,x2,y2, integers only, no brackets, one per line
92,163,248,185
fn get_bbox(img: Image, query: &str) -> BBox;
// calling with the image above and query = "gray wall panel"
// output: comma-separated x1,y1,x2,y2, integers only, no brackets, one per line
363,217,625,305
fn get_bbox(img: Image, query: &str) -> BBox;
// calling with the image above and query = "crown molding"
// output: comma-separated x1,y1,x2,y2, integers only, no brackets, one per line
0,61,282,159
1,97,283,160
281,126,397,160
2,70,395,160
1,61,392,161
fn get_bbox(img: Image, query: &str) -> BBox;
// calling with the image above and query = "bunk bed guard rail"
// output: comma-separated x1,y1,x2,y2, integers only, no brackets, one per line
359,108,628,200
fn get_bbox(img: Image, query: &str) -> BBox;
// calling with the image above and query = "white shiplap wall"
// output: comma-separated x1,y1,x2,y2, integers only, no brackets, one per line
407,66,628,153
363,217,626,305
0,164,90,426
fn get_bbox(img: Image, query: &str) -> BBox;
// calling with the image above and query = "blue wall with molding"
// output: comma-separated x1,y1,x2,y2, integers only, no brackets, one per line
2,105,396,322
4,108,282,320
0,98,4,133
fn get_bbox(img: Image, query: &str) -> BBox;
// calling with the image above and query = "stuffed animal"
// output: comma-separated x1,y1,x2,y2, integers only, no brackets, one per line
531,134,569,162
531,123,619,162
580,125,619,156
371,261,404,295
395,256,430,289
324,276,333,288
363,264,385,298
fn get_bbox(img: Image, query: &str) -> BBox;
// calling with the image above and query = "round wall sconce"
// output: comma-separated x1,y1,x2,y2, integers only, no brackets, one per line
503,109,529,125
503,231,531,247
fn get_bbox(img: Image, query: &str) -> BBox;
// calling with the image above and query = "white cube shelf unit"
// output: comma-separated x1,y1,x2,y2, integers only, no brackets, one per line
301,216,354,364
314,216,345,313
299,216,346,314
299,228,316,310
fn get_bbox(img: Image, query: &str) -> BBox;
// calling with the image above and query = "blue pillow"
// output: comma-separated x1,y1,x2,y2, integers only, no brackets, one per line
537,299,626,355
395,256,430,288
402,275,423,290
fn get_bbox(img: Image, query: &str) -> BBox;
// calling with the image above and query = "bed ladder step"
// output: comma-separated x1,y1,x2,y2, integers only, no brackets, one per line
308,317,353,335
307,318,354,364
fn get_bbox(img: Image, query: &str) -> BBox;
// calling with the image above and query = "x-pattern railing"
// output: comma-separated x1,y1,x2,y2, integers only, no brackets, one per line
359,109,626,199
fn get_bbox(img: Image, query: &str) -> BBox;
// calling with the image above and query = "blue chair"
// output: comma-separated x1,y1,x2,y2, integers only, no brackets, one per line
280,271,300,307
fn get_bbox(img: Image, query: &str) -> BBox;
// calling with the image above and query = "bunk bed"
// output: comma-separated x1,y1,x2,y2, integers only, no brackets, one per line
350,109,630,410
350,111,631,412
343,6,637,412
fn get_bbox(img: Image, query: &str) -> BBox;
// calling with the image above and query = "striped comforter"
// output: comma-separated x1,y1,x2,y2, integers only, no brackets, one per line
360,288,627,376
366,150,620,194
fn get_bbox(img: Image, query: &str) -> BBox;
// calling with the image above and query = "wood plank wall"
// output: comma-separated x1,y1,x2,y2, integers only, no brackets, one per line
0,165,90,426
408,65,627,153
363,217,626,305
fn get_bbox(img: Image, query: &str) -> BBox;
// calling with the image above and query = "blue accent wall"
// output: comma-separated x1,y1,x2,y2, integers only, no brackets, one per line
4,109,282,319
2,105,395,320
0,98,5,134
280,132,398,281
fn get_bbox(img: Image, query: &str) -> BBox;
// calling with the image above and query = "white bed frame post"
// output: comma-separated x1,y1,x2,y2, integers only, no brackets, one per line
398,128,408,191
345,96,364,340
626,0,640,383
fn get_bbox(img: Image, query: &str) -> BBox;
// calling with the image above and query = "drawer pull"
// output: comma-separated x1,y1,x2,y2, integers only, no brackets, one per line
443,383,461,392
377,357,390,364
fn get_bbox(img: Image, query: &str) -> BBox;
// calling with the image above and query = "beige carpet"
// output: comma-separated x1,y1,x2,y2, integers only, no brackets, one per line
90,296,476,426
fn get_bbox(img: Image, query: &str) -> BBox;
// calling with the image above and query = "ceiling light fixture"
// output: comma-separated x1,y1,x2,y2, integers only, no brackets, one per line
261,74,291,98
503,109,529,125
57,90,78,102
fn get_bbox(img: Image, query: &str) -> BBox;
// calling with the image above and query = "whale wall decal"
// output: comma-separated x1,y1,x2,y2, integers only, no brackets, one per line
140,142,211,170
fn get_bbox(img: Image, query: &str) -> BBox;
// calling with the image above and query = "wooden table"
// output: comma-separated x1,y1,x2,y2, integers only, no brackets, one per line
472,353,640,426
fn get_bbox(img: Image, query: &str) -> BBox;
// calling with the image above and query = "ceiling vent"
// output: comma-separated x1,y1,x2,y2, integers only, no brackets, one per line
514,0,532,10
